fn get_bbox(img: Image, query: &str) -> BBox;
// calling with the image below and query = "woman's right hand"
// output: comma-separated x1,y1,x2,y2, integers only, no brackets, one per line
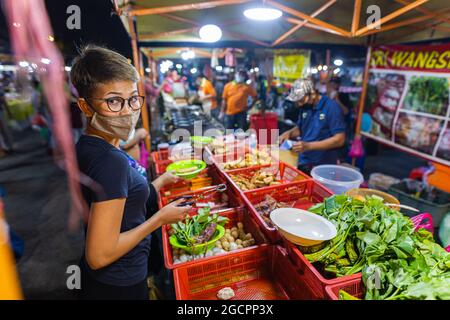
155,199,191,225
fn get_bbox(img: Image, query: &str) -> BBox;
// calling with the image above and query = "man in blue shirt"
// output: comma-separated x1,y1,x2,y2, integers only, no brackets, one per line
279,78,346,174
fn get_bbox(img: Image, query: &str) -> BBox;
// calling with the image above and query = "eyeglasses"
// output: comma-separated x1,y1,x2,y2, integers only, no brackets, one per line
86,95,145,112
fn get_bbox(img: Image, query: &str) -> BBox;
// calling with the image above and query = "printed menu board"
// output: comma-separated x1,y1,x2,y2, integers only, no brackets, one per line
363,44,450,166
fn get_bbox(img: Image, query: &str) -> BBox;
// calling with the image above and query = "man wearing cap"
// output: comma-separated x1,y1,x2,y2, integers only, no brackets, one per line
279,78,346,174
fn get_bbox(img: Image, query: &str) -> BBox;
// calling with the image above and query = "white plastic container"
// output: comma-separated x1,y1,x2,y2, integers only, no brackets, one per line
311,165,364,194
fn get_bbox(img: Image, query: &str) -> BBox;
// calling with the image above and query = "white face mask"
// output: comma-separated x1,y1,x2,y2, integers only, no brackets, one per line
89,110,140,141
235,75,244,83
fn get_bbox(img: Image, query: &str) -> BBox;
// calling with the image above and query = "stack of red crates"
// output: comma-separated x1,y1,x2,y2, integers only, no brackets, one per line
150,150,172,176
160,138,364,300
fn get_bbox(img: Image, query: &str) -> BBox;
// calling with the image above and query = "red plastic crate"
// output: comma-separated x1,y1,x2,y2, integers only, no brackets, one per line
206,136,248,156
211,148,277,172
152,149,204,176
159,180,244,209
225,162,311,194
163,208,268,269
158,166,228,207
325,278,363,300
249,112,278,145
282,236,363,300
173,245,321,300
154,159,173,176
151,150,170,162
243,180,334,243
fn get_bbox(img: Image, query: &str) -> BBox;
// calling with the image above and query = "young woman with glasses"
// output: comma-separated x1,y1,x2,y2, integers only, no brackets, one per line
71,46,190,300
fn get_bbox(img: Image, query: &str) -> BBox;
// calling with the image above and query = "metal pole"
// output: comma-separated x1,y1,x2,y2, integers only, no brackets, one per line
351,45,372,167
128,16,151,151
355,46,372,136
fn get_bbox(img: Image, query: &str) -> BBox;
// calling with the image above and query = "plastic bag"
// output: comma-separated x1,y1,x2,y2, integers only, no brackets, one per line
439,213,450,248
349,136,364,158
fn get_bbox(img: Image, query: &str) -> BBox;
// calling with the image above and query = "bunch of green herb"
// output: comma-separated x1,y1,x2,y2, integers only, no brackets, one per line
307,195,450,300
170,206,228,247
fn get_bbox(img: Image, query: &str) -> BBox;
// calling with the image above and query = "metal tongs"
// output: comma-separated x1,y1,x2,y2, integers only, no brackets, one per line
385,203,420,212
175,183,227,207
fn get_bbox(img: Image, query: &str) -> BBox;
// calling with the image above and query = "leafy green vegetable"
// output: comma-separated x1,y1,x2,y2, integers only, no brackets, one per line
305,194,450,300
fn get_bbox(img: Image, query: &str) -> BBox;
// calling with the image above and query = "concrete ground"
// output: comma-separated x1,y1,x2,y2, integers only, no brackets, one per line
0,129,427,299
1,129,83,299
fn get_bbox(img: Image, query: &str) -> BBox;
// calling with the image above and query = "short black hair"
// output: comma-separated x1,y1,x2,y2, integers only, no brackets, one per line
70,45,139,98
237,69,248,81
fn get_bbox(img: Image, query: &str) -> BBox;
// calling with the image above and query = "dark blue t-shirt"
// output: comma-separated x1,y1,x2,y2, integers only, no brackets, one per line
76,135,152,286
296,96,346,166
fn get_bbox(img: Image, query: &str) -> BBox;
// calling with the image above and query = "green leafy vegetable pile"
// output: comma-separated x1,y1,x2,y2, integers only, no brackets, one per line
171,206,229,247
307,195,450,300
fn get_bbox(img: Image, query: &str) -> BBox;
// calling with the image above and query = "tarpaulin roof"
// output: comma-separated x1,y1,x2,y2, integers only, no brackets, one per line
115,0,450,49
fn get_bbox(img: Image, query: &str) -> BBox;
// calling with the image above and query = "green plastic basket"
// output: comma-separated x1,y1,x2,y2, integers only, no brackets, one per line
191,136,213,146
166,159,207,179
169,225,225,254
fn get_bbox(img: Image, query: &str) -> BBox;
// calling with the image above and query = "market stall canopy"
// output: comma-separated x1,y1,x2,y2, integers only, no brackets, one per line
114,0,450,48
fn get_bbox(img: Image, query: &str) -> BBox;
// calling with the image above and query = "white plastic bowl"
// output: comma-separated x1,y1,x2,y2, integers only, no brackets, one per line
270,208,337,246
311,165,364,195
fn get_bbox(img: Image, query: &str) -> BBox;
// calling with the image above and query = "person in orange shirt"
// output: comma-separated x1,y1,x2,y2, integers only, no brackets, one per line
194,74,217,118
220,70,257,130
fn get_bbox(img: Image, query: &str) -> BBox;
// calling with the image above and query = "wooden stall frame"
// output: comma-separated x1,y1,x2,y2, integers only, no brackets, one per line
128,16,151,151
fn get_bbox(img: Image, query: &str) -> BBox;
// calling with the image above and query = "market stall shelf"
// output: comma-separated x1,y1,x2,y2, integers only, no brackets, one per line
173,245,320,300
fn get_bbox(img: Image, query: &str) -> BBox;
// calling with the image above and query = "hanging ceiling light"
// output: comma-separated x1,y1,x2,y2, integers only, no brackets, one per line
18,61,29,68
160,60,173,73
243,7,282,21
333,59,343,66
181,50,195,60
199,24,222,42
